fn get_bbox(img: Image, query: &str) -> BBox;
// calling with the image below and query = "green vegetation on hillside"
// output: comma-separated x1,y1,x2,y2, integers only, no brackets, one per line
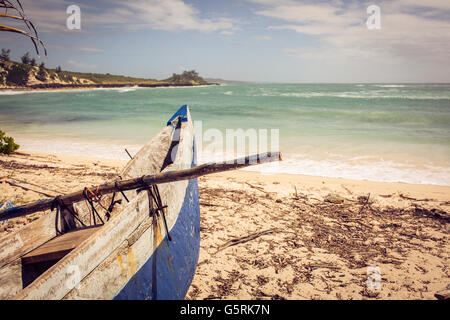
0,48,210,87
49,70,160,85
5,62,32,86
36,62,47,81
165,70,208,85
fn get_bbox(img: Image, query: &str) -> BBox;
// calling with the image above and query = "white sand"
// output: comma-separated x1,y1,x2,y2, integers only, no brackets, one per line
1,151,449,300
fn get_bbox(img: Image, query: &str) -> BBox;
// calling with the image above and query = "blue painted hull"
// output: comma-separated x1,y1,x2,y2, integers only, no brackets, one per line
115,105,200,300
114,178,200,300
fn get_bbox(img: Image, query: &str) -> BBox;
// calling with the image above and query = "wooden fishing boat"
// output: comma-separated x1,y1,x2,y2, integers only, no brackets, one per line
0,104,200,300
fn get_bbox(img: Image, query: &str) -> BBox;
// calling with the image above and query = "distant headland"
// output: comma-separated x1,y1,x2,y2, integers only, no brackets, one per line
0,50,217,90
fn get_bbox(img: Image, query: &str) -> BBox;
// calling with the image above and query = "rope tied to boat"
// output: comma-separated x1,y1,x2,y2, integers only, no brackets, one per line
106,191,122,220
51,195,85,235
115,180,129,203
83,187,105,225
82,184,123,224
138,177,171,242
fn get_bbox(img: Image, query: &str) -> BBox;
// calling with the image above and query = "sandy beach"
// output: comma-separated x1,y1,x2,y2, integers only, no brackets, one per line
0,151,449,300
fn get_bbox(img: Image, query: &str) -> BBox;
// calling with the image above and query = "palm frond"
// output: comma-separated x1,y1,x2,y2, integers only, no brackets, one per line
0,0,47,57
0,13,27,20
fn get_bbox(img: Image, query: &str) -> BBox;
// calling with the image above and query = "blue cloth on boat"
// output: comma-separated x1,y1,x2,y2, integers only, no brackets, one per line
0,200,15,212
167,105,188,126
0,200,15,224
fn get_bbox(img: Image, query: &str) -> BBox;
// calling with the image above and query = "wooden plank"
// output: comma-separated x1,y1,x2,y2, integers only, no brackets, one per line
0,210,57,269
22,226,102,265
0,259,23,300
14,193,150,300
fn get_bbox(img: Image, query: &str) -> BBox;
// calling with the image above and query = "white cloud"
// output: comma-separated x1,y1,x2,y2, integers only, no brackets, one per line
67,59,97,70
77,46,104,53
220,30,236,36
256,3,359,26
251,0,450,65
46,43,104,54
16,0,239,35
121,0,238,33
253,35,271,40
8,0,73,33
392,0,450,11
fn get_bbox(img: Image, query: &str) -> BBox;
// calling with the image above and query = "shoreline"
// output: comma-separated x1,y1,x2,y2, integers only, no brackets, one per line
3,149,450,206
0,150,449,300
9,138,450,186
0,82,219,92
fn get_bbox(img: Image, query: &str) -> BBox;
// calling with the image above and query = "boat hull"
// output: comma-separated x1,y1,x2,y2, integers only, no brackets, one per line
7,105,200,300
116,132,200,300
114,177,200,300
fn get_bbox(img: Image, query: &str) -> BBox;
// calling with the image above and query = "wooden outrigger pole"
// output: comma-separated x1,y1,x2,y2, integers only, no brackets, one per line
0,152,282,220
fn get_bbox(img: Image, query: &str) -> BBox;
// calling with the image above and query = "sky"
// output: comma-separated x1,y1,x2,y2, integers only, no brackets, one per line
1,0,450,83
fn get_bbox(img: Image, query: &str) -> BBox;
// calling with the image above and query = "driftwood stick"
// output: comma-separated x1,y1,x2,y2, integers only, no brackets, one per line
4,178,58,198
125,149,133,160
358,193,371,214
0,152,282,219
215,228,276,253
307,263,340,270
199,202,227,208
245,182,270,195
399,193,433,202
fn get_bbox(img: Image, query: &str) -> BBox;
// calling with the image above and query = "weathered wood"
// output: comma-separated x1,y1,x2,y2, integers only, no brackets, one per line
0,259,23,299
62,128,190,299
0,210,57,269
1,152,282,219
435,289,450,300
4,107,188,300
14,191,151,300
22,226,102,265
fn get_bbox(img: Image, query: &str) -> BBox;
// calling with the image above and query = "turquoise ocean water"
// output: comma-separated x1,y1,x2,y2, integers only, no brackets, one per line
0,83,449,185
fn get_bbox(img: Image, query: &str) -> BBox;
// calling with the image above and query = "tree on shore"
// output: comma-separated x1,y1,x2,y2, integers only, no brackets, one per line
6,63,31,86
36,62,47,81
166,70,207,85
21,52,31,64
0,48,10,61
55,65,62,73
30,57,36,66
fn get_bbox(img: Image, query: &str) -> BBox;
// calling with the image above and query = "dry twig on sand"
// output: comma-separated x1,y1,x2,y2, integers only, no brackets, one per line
215,229,277,253
358,193,371,214
245,182,273,197
399,193,433,202
4,178,58,198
